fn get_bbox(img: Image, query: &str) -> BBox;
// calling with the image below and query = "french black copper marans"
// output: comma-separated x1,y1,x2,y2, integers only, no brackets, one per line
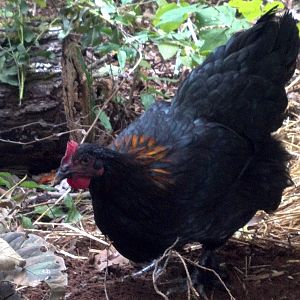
56,11,299,265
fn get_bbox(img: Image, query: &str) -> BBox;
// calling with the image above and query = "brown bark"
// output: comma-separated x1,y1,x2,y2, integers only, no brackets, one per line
0,33,109,175
0,33,68,174
61,36,94,143
0,77,68,174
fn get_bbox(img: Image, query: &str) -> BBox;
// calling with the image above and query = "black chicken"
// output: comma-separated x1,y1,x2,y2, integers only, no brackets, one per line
56,10,299,279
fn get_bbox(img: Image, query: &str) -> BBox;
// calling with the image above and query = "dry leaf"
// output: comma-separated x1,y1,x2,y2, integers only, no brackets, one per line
94,247,129,272
0,232,67,297
0,238,26,271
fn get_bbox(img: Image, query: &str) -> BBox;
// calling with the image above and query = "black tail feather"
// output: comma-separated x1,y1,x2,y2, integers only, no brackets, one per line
172,11,299,141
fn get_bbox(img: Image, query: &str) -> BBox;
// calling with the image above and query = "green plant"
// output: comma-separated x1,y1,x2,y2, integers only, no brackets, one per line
0,0,290,107
58,0,254,127
228,0,284,21
0,0,52,104
0,172,53,192
151,2,250,72
0,172,81,227
28,194,82,225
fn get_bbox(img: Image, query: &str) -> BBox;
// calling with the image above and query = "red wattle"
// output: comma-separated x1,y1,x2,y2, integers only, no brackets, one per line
67,177,91,189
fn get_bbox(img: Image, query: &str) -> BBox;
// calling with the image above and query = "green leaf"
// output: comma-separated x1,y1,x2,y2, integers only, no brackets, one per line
0,8,13,18
196,5,237,27
120,46,136,60
263,2,284,13
139,60,151,69
116,95,126,104
195,5,249,55
3,65,18,76
96,110,112,132
153,3,200,32
157,43,179,60
20,216,33,229
96,64,121,76
0,56,5,69
96,0,116,22
0,172,13,177
0,177,11,189
0,172,14,188
24,28,35,43
34,205,65,219
0,73,18,86
129,31,149,44
156,0,168,6
63,194,73,209
153,2,178,26
34,0,47,8
65,207,82,223
16,45,29,65
37,184,56,191
228,0,271,21
229,0,283,21
141,93,155,110
174,51,183,74
115,13,136,26
81,26,102,47
191,53,205,66
94,43,121,54
117,49,127,70
19,0,29,14
20,181,40,189
180,55,193,68
64,195,81,223
199,28,228,52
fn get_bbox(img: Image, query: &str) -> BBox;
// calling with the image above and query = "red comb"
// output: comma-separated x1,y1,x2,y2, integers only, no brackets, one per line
61,140,79,165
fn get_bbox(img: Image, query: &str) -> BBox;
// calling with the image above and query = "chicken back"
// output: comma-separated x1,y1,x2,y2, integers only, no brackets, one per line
56,10,299,263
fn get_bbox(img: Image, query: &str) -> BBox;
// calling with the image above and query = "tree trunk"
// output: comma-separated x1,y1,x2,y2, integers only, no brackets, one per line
61,36,94,143
0,31,113,175
0,31,68,175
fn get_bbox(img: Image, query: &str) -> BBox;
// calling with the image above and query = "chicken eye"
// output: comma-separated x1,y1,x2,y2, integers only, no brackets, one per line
81,157,90,165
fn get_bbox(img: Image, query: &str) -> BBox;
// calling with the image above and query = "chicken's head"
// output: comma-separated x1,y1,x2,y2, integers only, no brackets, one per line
55,141,104,189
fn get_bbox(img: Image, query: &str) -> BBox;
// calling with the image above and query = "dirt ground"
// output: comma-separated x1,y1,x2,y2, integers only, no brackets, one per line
20,227,300,300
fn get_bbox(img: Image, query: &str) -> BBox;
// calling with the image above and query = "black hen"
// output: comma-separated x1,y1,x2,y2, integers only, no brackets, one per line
56,11,299,266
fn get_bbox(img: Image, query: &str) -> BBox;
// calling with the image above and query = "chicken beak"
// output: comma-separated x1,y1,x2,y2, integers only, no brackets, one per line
52,165,71,186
